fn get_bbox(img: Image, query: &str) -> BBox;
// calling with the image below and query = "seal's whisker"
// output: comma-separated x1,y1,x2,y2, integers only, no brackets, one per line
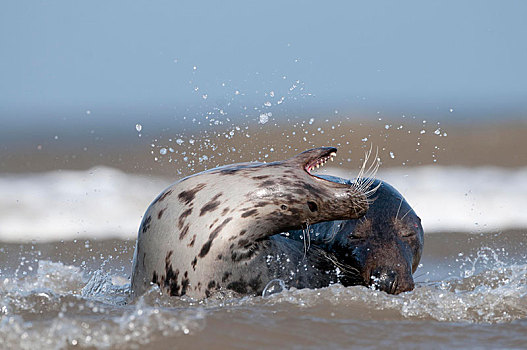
353,145,381,197
355,144,373,185
395,196,404,220
302,222,311,258
315,249,361,276
400,208,413,221
323,222,340,243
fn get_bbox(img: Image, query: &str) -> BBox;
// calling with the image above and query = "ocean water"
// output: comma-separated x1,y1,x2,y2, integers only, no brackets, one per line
1,166,526,349
1,165,526,242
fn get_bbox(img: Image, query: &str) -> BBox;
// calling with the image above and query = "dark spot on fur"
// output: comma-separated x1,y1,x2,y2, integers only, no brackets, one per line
227,280,248,294
179,224,190,240
200,193,223,216
307,201,318,212
252,175,270,180
209,218,219,229
181,278,190,296
191,257,198,270
141,215,152,233
219,168,239,175
164,253,180,296
157,189,173,203
302,183,329,197
199,240,213,258
241,209,258,218
178,208,193,229
222,272,231,282
152,271,158,284
231,244,260,262
199,217,233,257
157,208,166,219
239,229,247,236
166,250,173,262
217,254,223,260
208,280,216,289
178,183,206,205
238,239,250,248
248,275,262,292
259,180,276,188
294,189,306,196
222,207,230,215
278,178,293,186
188,234,196,247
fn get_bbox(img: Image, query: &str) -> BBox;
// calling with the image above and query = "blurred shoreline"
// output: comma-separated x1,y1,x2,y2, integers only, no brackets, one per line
1,119,526,177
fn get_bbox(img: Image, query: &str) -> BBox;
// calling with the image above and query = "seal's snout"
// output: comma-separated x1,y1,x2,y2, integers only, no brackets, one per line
370,267,414,294
289,147,338,173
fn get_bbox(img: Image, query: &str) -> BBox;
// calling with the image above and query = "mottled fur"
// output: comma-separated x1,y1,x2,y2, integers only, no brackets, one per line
131,147,369,298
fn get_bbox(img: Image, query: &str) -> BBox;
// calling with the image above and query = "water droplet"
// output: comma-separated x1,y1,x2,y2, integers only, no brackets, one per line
259,113,269,124
135,124,142,132
160,148,167,155
262,279,286,298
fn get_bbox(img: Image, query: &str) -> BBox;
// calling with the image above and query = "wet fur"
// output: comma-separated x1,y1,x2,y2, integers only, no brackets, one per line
288,176,424,294
131,148,370,299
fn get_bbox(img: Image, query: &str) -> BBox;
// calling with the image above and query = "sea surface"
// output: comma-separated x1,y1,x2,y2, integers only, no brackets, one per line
1,166,526,349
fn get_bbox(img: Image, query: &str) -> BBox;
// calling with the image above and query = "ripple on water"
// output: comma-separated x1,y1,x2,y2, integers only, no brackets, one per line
0,247,526,349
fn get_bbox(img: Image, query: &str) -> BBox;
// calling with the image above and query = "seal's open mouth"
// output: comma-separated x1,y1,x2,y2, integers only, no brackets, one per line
304,150,336,175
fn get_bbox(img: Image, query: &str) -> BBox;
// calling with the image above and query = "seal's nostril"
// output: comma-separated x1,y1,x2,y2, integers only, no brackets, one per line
370,269,398,293
307,201,318,212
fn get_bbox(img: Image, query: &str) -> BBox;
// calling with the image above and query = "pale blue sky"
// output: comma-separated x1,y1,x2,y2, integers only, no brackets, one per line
1,0,527,125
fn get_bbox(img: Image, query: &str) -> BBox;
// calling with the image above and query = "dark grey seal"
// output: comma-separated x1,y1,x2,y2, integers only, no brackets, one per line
288,175,424,294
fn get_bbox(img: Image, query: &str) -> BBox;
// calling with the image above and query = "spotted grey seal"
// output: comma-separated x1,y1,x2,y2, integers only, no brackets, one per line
131,147,370,298
288,176,424,294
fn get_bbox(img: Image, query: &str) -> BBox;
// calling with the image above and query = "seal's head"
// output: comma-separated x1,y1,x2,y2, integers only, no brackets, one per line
211,147,370,231
332,180,424,294
293,176,424,294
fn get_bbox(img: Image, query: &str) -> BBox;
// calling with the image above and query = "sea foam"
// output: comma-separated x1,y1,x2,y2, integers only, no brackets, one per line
1,165,526,242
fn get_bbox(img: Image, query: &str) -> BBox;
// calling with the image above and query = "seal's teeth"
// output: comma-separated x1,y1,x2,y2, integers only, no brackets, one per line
316,164,320,168
330,157,334,161
330,152,337,158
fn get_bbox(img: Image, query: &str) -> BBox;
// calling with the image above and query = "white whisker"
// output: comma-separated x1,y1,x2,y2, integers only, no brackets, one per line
395,196,404,220
400,208,413,221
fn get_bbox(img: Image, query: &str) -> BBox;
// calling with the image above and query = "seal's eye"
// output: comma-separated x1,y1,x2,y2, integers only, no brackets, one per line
307,201,318,212
281,205,288,210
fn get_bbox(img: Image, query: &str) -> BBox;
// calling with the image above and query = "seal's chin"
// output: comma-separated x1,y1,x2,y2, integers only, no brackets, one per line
304,150,336,175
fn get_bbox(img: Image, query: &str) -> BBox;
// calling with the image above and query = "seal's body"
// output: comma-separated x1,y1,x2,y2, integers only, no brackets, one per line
288,176,424,294
131,148,369,298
